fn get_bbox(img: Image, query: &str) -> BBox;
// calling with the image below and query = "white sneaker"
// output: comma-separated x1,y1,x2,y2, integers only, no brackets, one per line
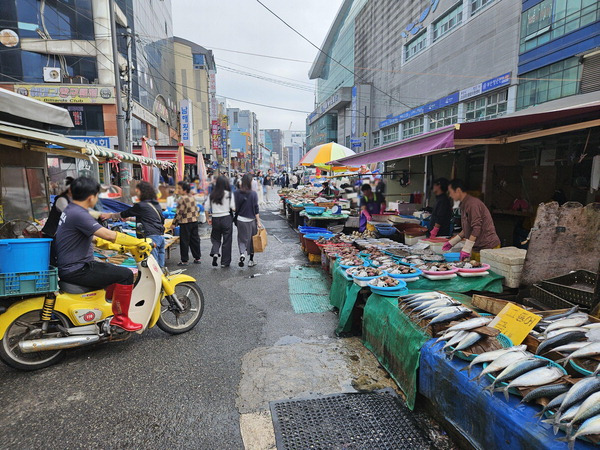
248,260,256,267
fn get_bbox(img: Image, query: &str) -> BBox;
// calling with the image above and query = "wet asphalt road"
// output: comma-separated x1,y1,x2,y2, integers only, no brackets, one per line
0,193,338,449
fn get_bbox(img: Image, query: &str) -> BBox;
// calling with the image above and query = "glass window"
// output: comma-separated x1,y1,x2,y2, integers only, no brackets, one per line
520,0,600,53
49,105,105,136
373,131,380,147
0,167,48,221
471,0,496,15
404,31,427,62
465,90,508,121
517,57,582,109
429,106,459,130
15,0,95,40
433,3,463,42
403,116,424,138
382,125,399,144
193,54,205,67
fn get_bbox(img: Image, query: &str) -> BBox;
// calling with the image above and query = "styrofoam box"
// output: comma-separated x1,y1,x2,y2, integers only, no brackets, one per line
482,260,524,288
342,192,358,199
479,247,527,266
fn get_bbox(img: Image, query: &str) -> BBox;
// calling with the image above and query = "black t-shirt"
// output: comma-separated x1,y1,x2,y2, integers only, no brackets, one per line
55,203,102,275
120,200,165,238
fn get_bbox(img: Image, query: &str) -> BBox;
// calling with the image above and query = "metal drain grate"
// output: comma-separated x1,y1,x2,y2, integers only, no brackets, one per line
270,389,432,449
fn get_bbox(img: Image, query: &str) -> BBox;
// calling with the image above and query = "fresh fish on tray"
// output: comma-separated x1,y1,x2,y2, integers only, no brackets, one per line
498,366,564,401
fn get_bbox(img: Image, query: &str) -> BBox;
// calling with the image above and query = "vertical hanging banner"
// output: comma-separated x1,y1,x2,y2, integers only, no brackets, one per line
351,86,357,140
180,99,193,147
176,142,185,182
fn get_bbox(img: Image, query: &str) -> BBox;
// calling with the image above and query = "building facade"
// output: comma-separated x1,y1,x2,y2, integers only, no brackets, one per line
173,37,216,160
260,129,284,164
0,0,179,147
516,0,600,110
283,130,306,169
306,0,368,150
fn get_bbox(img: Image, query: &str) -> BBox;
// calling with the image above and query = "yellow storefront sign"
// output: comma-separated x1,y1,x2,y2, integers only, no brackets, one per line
14,85,115,104
489,303,541,345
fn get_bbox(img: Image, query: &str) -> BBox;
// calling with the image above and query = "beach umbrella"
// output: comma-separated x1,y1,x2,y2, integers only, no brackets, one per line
299,142,357,171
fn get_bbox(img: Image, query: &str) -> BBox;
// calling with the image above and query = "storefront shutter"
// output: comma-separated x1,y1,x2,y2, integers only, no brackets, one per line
581,53,600,94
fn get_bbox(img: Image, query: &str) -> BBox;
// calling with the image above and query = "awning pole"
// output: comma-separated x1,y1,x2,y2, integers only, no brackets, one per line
423,156,429,208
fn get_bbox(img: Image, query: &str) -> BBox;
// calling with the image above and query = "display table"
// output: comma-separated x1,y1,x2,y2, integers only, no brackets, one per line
164,236,179,260
419,340,596,449
300,210,349,228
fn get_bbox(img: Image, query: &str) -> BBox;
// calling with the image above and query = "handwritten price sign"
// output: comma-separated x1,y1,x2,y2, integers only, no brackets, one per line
489,303,541,345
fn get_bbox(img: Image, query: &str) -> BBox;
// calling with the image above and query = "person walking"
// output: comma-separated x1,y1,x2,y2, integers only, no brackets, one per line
171,181,201,266
102,181,166,267
206,175,235,268
234,173,261,267
291,172,299,189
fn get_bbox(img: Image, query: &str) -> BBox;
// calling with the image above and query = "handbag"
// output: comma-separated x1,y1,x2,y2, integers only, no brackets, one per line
252,227,268,253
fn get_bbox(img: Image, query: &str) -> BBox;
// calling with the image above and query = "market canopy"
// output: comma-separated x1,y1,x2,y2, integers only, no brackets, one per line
0,123,172,167
0,88,74,128
299,142,358,171
330,92,600,166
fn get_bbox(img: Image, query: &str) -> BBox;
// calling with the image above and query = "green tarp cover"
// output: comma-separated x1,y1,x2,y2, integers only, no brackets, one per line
329,264,364,335
362,291,472,409
362,293,429,410
405,271,504,293
288,266,333,313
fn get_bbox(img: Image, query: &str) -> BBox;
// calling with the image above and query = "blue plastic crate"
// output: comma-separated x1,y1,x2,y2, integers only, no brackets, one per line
0,267,58,297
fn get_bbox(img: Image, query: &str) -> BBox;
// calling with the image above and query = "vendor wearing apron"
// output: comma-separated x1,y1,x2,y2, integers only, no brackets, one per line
359,184,386,232
443,179,501,261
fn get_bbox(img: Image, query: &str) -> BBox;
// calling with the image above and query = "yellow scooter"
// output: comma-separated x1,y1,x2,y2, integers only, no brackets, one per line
0,240,204,371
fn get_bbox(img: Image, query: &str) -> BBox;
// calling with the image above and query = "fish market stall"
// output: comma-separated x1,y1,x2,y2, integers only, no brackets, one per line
418,343,597,450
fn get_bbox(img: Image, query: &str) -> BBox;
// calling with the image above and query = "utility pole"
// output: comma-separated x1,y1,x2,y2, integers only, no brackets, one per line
125,27,133,157
108,0,130,200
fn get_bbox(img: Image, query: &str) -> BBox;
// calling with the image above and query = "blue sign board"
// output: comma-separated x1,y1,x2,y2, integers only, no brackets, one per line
379,71,511,129
70,136,114,148
482,72,511,93
221,129,228,159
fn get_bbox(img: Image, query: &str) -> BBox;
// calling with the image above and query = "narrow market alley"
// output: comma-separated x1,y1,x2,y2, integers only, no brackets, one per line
0,189,453,449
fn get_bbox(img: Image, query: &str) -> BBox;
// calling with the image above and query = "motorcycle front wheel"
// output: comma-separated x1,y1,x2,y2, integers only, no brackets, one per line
157,282,204,335
0,310,70,371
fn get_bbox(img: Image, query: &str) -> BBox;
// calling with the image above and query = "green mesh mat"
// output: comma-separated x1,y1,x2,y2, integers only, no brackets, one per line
289,266,332,314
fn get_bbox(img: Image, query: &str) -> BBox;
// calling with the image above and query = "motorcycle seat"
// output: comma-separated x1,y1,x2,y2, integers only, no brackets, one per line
58,281,93,294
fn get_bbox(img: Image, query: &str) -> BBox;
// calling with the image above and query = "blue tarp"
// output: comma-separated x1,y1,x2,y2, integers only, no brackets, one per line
419,340,595,450
97,198,132,213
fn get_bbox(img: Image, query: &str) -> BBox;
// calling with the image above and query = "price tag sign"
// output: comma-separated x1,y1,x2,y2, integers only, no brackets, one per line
488,303,541,345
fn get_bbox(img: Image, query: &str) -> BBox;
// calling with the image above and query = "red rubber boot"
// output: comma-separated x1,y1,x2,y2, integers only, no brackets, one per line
109,284,143,332
105,284,116,301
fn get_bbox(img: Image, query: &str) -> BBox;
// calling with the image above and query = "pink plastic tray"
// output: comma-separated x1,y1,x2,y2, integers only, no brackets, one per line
457,264,490,273
422,267,459,275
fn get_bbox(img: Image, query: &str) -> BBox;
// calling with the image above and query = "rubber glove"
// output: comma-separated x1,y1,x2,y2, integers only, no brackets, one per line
362,210,372,222
95,237,124,252
442,235,461,251
460,239,475,261
429,226,439,238
114,232,146,247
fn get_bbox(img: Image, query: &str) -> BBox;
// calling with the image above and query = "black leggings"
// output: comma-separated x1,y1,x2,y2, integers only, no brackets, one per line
59,261,134,289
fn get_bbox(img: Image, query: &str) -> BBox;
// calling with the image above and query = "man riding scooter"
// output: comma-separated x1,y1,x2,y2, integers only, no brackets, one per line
55,177,150,332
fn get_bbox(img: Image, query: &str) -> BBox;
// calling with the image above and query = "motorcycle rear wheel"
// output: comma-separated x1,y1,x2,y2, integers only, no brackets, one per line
0,310,69,371
157,282,204,335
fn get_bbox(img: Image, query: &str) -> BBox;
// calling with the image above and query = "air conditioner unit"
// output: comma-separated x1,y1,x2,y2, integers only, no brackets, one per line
43,67,62,83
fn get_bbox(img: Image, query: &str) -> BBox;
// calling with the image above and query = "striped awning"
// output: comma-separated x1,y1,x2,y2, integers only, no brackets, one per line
0,123,172,168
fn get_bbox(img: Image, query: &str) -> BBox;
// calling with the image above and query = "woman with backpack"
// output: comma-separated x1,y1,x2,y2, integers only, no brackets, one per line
206,175,235,268
234,173,261,267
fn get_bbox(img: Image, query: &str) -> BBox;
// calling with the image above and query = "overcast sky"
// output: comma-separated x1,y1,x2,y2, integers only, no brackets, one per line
172,0,344,131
